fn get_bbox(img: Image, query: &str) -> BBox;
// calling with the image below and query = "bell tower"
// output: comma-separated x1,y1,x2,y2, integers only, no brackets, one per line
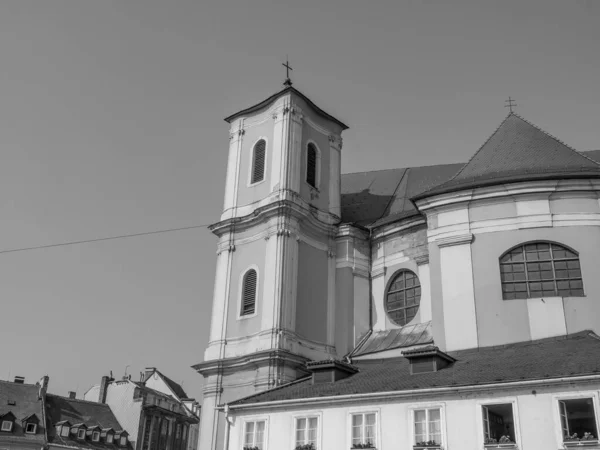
194,80,347,450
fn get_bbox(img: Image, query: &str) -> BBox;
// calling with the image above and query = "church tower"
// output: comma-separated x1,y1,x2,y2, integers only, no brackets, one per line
194,79,348,450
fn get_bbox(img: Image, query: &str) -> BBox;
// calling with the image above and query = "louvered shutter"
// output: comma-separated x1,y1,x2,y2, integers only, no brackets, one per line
306,144,317,187
241,269,257,315
251,140,266,184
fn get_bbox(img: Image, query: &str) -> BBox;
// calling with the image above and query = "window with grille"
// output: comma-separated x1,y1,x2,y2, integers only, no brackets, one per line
499,242,584,300
385,270,421,326
251,140,266,184
241,269,257,316
244,420,266,450
295,417,318,449
351,412,376,448
306,143,317,188
414,408,442,447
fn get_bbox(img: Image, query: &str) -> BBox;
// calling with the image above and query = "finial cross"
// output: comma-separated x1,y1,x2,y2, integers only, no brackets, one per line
282,57,293,86
505,96,517,113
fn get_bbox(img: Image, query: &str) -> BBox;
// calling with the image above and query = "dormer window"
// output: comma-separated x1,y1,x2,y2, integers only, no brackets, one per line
1,420,13,432
107,434,114,444
306,360,358,384
25,423,37,434
78,429,86,439
61,426,70,437
22,414,40,435
403,346,455,374
92,431,101,441
0,412,15,432
120,436,127,446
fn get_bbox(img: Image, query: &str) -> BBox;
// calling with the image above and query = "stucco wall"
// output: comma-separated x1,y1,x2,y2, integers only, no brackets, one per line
104,382,143,447
335,267,354,355
296,242,329,343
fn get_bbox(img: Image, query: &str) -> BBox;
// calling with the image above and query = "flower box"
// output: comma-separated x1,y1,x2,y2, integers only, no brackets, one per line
564,440,600,448
413,444,441,450
484,444,518,449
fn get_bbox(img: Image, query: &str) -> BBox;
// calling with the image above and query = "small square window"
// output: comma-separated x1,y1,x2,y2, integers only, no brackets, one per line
92,431,100,442
1,421,13,432
560,398,598,444
78,429,86,439
25,423,37,434
107,434,114,444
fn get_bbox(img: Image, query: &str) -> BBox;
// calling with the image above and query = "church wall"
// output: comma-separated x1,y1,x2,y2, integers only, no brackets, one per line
428,242,447,350
234,121,274,209
225,238,266,339
335,267,354,355
295,241,329,344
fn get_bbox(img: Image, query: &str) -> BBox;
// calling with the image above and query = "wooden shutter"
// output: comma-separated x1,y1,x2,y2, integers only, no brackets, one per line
307,144,317,187
252,140,266,184
241,270,257,315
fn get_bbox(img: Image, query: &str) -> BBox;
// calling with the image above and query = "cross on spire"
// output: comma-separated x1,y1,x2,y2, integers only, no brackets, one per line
282,57,293,86
505,96,517,113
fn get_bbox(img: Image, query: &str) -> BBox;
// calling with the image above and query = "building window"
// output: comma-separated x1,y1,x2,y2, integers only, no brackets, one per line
107,434,114,444
25,423,37,434
559,398,598,443
306,143,318,188
78,429,86,439
251,140,266,184
482,404,516,445
243,420,266,450
92,431,100,442
60,426,70,437
385,270,421,326
414,408,442,447
500,242,584,299
241,269,258,316
295,417,318,449
351,412,376,448
120,436,128,446
1,421,13,432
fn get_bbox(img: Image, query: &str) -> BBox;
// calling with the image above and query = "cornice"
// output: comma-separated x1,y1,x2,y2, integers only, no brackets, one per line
192,349,310,377
436,233,474,248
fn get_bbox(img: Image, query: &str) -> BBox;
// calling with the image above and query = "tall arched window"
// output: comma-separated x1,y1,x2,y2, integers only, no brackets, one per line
241,269,257,316
500,242,584,300
306,143,318,188
251,140,266,184
385,270,421,326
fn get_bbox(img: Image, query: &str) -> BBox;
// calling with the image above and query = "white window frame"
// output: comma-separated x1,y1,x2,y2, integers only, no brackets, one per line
25,423,37,434
475,398,521,448
237,265,260,321
60,425,70,437
77,429,86,439
247,137,269,187
292,412,322,450
92,431,100,442
120,436,127,446
552,391,600,446
1,421,13,432
107,434,114,444
304,140,321,191
408,403,446,449
241,417,269,450
347,409,379,449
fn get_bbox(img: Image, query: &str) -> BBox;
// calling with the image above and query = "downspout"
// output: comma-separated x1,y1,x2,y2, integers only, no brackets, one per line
223,404,233,450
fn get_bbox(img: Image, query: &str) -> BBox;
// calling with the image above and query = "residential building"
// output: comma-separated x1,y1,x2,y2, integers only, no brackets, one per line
193,78,600,450
84,373,198,450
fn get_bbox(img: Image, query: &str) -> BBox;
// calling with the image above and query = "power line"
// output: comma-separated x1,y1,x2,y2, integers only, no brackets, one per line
0,224,211,255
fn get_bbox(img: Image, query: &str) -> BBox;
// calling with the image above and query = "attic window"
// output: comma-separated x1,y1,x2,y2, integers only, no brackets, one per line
120,436,127,446
107,434,114,444
306,360,358,384
403,347,455,374
25,423,37,434
61,426,70,437
7,401,15,406
78,429,86,439
1,421,13,432
92,431,100,442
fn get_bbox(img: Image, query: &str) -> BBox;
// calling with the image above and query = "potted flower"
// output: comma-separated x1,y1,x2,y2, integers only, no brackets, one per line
564,432,599,446
414,440,440,449
351,442,375,449
295,444,316,450
484,436,516,448
243,447,260,450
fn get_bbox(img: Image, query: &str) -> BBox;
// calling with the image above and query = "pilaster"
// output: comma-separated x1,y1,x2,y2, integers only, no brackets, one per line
222,121,245,218
329,135,342,217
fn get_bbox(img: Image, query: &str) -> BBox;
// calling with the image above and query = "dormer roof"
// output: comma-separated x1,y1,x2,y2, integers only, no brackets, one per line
223,85,349,130
413,113,600,201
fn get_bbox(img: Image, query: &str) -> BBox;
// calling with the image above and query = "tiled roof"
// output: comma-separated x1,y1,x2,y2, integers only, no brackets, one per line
45,394,127,449
0,380,46,443
157,371,189,400
413,113,600,200
230,331,600,406
351,322,433,357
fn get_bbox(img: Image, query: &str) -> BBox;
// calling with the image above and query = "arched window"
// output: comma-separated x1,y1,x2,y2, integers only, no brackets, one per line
306,143,318,188
500,242,584,300
385,270,421,326
251,140,266,184
241,269,257,316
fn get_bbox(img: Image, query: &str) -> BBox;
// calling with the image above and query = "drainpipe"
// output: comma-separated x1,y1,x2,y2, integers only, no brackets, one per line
223,404,233,450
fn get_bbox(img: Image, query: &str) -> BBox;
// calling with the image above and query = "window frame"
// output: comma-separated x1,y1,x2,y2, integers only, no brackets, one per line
1,421,13,432
241,417,269,450
237,266,260,320
25,423,37,434
305,140,321,191
347,409,379,449
248,137,269,187
77,428,86,440
120,436,127,447
408,403,446,449
475,398,521,448
92,431,100,442
384,268,422,327
107,433,114,444
499,241,584,300
552,392,600,446
292,412,322,450
60,425,70,437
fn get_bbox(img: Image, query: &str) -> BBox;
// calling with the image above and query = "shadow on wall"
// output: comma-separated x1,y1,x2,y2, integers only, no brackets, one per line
341,189,395,226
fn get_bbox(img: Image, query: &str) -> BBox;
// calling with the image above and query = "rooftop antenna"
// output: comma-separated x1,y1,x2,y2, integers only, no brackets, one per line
282,56,293,87
505,96,517,113
124,365,130,380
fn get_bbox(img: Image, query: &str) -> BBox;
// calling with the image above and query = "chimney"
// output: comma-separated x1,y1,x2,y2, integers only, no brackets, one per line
68,391,76,399
99,376,110,404
143,367,156,383
38,375,49,399
14,376,25,384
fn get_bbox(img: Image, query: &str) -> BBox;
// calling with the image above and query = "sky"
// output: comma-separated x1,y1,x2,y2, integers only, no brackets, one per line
1,0,599,402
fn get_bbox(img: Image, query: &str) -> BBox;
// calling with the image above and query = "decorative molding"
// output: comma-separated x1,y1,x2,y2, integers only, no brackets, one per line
415,255,430,266
371,266,387,279
328,134,343,151
436,233,474,248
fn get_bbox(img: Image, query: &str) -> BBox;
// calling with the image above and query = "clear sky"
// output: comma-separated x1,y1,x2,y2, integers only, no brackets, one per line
1,0,599,401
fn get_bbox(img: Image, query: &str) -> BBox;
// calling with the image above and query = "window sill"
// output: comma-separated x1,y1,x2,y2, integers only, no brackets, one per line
413,446,442,449
484,444,518,449
564,441,600,447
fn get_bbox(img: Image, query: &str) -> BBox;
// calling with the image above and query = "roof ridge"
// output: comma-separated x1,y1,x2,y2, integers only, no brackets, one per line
47,394,112,406
379,168,410,221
